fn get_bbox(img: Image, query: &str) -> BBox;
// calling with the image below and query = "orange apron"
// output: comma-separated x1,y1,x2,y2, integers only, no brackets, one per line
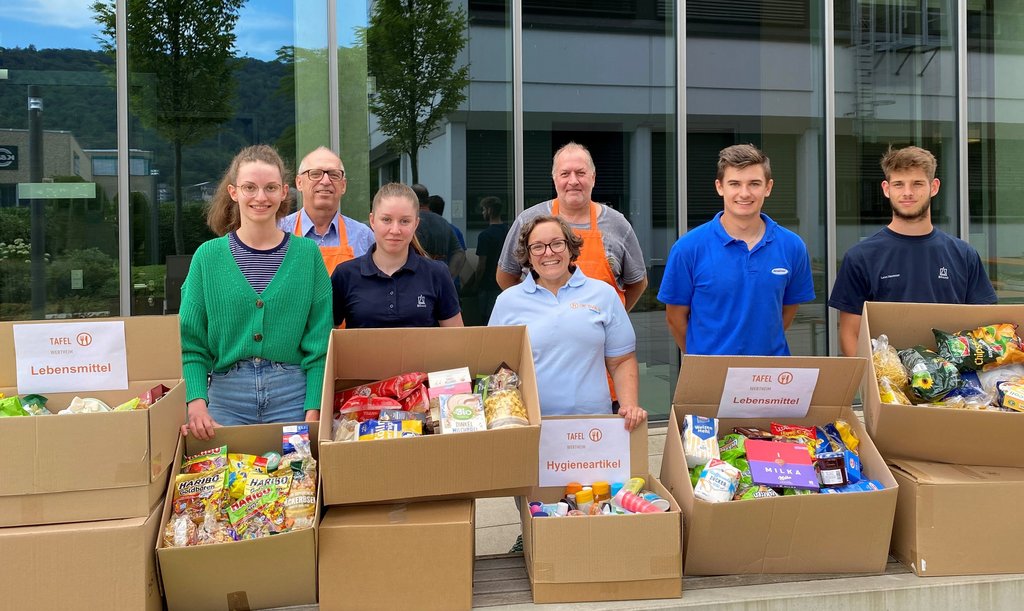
551,199,624,400
294,213,355,276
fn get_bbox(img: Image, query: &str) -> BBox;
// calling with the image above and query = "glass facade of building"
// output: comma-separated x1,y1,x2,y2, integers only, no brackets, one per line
1,1,1020,418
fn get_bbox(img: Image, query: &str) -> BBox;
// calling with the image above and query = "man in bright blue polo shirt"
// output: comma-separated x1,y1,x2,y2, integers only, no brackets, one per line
658,144,815,355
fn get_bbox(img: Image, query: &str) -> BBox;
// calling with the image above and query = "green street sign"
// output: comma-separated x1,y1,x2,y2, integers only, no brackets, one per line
17,183,97,200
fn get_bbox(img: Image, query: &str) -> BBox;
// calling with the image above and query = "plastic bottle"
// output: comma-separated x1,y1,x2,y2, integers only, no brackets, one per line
613,489,662,514
592,481,611,503
610,482,624,498
565,482,583,496
575,489,595,513
623,477,646,495
565,493,578,510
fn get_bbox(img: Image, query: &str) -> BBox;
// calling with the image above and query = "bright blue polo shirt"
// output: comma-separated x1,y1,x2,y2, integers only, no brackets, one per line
331,246,461,328
488,267,636,416
657,212,815,356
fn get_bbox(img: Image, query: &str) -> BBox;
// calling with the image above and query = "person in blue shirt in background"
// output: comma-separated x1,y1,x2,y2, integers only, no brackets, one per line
658,143,815,356
488,214,646,432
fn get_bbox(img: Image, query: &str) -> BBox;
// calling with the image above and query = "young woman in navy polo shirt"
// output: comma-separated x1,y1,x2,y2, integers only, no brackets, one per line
331,183,463,328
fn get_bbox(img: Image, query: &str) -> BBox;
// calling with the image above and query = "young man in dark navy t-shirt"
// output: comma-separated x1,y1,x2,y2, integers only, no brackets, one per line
828,145,997,356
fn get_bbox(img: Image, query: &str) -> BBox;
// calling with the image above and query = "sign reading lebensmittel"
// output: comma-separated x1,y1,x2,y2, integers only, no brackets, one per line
13,321,129,394
717,367,819,419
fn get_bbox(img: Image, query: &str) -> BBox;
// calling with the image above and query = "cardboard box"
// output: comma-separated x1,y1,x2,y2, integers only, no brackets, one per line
522,419,683,603
156,423,319,611
318,326,541,505
889,459,1024,576
0,501,163,611
660,355,898,575
860,301,1024,467
318,500,474,611
0,316,185,527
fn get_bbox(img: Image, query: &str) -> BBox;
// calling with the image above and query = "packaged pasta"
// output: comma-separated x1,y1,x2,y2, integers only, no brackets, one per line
872,334,911,404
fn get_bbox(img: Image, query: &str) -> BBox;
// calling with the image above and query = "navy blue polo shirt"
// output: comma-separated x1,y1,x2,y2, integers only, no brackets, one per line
331,246,461,328
658,212,815,356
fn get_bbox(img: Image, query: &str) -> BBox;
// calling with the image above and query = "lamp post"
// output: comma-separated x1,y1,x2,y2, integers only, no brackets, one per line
28,84,45,319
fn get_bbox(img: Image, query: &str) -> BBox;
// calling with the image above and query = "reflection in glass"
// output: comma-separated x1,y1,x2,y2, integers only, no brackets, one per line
687,1,827,356
523,1,677,417
968,2,1024,303
0,3,120,319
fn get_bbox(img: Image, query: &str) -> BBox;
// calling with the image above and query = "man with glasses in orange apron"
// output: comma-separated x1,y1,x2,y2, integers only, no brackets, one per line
279,146,374,275
495,142,649,403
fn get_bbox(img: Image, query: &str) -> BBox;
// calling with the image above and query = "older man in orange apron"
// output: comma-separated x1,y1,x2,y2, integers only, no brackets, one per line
495,142,649,399
279,147,374,275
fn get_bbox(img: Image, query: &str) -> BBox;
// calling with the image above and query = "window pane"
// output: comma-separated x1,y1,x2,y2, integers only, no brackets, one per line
362,0,514,326
523,0,678,418
122,0,313,314
687,0,827,356
0,3,120,320
968,1,1024,302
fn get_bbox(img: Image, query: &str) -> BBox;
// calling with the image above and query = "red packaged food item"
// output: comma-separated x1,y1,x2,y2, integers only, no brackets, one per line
770,422,817,440
334,372,428,411
139,384,171,408
338,395,404,421
398,385,429,413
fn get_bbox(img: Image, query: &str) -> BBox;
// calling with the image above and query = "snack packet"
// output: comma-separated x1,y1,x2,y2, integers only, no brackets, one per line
181,445,229,473
227,486,282,540
482,364,530,429
717,433,746,462
935,327,1008,372
0,396,27,418
899,346,961,402
170,468,227,523
58,396,111,414
226,453,269,501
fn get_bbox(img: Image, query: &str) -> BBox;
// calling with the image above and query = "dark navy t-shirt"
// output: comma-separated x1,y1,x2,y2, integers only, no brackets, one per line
828,228,996,315
331,246,461,328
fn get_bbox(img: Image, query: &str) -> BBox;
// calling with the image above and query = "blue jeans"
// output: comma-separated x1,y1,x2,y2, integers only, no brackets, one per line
207,358,307,425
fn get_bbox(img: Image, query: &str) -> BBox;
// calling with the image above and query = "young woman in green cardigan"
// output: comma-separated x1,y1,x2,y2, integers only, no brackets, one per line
179,145,332,440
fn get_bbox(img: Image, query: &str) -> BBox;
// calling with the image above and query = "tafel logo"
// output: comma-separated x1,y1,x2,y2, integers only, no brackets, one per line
588,428,603,443
778,371,793,385
76,332,93,347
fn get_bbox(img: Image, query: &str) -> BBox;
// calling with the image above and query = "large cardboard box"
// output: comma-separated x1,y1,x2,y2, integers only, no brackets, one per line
0,501,163,611
860,301,1024,466
0,316,185,527
521,419,683,603
889,459,1024,576
318,326,541,505
318,500,474,611
661,355,898,575
156,423,319,611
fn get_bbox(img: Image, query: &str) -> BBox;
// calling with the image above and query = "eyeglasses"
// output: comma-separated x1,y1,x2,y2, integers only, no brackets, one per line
528,239,568,256
301,168,345,182
234,183,283,197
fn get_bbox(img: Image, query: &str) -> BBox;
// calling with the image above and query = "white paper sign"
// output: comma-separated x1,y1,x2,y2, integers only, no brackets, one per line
717,367,819,419
13,321,129,394
538,418,630,487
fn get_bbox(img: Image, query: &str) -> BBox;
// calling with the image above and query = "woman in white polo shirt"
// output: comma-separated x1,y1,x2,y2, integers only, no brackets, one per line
488,214,646,432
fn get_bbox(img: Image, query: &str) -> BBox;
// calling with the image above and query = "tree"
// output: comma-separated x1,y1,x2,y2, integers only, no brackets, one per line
92,0,243,255
363,0,470,184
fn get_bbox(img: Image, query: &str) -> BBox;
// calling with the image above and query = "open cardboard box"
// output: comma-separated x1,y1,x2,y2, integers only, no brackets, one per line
156,423,319,611
860,301,1024,466
318,326,541,506
889,459,1024,576
521,418,683,603
0,500,164,611
0,316,185,527
319,499,474,611
660,355,898,575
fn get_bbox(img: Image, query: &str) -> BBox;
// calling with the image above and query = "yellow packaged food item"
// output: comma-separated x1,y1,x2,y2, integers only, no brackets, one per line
170,468,227,523
872,335,912,404
226,453,269,501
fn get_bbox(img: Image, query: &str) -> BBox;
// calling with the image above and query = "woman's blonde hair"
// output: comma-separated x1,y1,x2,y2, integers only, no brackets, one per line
371,182,427,257
207,144,292,236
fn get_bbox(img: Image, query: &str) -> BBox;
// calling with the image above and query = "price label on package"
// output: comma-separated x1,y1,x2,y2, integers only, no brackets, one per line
717,367,818,418
538,418,630,487
13,321,129,394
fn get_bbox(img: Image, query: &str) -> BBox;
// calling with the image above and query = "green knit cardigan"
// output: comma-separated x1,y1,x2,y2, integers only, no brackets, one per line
179,235,332,410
